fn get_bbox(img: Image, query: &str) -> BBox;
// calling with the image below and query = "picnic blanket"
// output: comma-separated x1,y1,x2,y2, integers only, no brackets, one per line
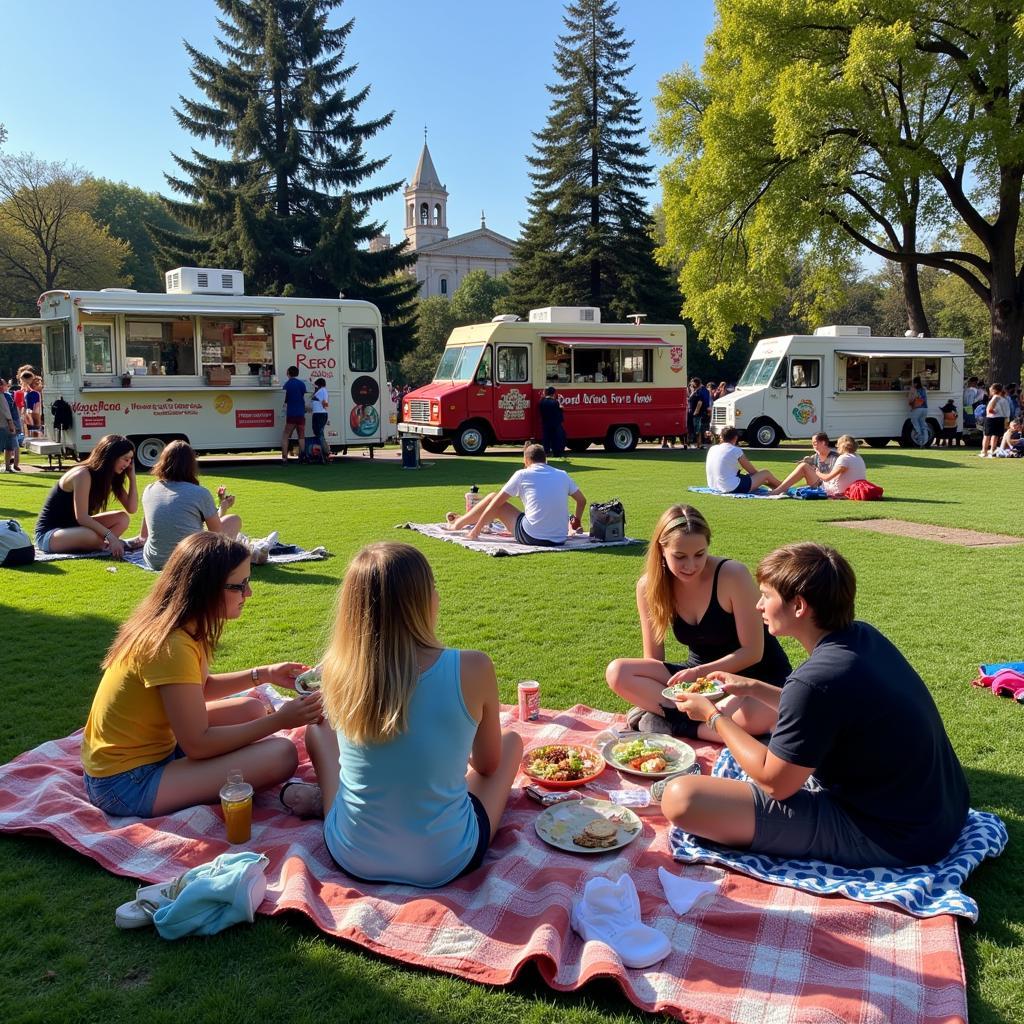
687,486,789,500
33,542,329,570
397,521,642,557
0,702,968,1023
671,749,1005,922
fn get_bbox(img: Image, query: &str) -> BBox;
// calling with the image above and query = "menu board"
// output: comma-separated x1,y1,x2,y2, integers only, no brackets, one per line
232,334,273,363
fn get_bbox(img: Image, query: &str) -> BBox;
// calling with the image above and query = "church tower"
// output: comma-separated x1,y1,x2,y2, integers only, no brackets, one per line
404,137,449,250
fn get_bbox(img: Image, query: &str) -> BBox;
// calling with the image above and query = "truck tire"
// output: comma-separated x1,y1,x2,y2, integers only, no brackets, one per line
863,437,891,448
452,423,489,456
566,439,592,453
746,419,781,448
900,419,935,448
603,425,638,452
419,437,450,455
131,435,174,470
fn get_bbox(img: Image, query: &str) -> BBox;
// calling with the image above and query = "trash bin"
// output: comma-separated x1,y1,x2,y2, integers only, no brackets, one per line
400,436,421,469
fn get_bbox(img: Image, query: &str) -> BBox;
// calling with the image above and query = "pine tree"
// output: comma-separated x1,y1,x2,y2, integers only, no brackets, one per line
153,0,418,354
507,0,680,322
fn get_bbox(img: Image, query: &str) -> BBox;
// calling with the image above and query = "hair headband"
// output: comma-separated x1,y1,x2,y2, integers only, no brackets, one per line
663,515,691,533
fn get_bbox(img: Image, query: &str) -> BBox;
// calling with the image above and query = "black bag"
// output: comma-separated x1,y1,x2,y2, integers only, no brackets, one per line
589,498,625,541
0,519,35,568
51,397,73,432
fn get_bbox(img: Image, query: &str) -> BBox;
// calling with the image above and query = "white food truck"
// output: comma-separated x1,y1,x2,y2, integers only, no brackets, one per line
711,325,965,448
0,267,395,466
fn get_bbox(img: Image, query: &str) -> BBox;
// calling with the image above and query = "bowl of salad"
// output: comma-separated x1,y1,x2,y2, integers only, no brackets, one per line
521,744,606,789
661,676,728,703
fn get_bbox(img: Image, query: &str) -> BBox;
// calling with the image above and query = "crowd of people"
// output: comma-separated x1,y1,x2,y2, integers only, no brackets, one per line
0,365,46,473
662,377,731,449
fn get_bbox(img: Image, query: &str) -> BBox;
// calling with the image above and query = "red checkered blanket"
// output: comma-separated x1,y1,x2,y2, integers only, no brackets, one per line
0,704,966,1024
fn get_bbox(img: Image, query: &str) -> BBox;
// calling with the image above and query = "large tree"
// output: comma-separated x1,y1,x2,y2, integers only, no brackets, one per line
656,1,1024,382
507,0,680,322
0,153,129,316
154,0,418,356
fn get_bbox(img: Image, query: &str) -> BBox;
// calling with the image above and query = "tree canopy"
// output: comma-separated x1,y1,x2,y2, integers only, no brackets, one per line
507,0,680,322
155,0,418,356
655,0,1024,382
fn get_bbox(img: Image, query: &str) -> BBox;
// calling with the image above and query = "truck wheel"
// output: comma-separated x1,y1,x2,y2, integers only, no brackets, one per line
603,425,638,452
900,420,935,448
419,437,450,455
452,424,488,456
566,439,592,453
746,419,781,448
132,435,171,470
863,437,891,448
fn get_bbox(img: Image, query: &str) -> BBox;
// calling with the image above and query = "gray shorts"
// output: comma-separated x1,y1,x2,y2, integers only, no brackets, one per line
748,782,905,868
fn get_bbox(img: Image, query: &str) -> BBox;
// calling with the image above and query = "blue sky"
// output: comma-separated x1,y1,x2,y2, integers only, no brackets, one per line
0,0,715,243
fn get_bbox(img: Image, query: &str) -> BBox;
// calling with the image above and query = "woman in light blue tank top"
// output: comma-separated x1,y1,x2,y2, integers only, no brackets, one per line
292,542,523,887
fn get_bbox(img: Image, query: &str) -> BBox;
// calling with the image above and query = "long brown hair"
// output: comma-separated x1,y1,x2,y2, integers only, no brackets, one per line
84,434,135,515
321,542,440,745
152,439,200,484
643,504,712,643
102,532,250,669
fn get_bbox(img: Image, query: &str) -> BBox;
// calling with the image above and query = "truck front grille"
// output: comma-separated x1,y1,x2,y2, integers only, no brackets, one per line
408,399,432,423
712,406,727,424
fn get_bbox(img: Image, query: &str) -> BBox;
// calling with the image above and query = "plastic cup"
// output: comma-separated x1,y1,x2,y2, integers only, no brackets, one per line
220,770,254,844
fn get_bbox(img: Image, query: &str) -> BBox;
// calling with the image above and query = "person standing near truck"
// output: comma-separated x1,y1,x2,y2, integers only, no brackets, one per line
688,378,711,450
907,376,929,446
311,377,330,460
281,367,307,463
538,386,566,457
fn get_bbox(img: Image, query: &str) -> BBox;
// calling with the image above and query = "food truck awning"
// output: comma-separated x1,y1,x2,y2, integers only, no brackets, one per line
836,350,960,359
542,335,675,347
75,303,284,316
0,316,66,338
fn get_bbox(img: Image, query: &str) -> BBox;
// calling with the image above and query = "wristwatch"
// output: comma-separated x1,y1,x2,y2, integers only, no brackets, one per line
251,666,260,682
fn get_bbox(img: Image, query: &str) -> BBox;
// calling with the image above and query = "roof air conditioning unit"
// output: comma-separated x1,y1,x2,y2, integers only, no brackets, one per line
490,313,521,322
813,325,871,337
528,306,602,324
165,267,245,296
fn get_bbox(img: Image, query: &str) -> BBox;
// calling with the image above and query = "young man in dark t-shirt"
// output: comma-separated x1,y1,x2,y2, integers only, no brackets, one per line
281,366,307,462
662,542,969,867
538,386,565,457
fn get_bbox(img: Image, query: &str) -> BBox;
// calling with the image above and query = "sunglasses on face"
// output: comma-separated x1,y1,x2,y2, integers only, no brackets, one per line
224,577,251,593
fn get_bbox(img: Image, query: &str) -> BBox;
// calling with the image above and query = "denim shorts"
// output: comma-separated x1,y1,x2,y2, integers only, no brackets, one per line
35,529,60,554
84,747,185,818
747,782,905,868
514,512,561,547
731,474,753,494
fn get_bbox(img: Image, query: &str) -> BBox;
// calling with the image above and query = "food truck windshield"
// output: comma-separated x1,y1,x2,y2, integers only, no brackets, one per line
737,356,781,388
434,343,486,382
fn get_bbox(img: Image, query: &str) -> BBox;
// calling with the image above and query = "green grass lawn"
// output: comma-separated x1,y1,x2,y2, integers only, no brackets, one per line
1,444,1021,1023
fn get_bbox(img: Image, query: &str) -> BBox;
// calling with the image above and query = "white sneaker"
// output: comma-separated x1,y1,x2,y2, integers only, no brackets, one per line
570,873,671,968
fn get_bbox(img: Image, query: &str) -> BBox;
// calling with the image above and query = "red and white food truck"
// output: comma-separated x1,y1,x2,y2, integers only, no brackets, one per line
0,267,395,466
398,307,688,454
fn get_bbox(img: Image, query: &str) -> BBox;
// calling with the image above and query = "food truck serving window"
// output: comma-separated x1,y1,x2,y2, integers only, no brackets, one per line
839,355,940,393
46,322,71,373
126,319,196,376
200,317,274,375
497,345,528,383
348,328,377,372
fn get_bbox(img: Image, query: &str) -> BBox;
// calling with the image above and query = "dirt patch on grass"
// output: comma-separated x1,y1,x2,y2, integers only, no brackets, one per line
831,519,1023,547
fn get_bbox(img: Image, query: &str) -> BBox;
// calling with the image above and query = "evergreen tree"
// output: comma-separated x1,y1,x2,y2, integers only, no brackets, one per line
507,0,680,323
154,0,417,355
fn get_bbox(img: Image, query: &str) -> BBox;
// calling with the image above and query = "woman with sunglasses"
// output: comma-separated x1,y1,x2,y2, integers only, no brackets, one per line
81,532,322,819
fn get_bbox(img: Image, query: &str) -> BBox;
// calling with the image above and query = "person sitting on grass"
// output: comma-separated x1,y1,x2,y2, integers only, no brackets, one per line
138,440,244,570
445,442,586,546
80,532,322,819
606,504,791,743
769,434,866,497
661,542,970,868
293,542,523,887
705,427,781,494
33,434,139,558
996,419,1023,457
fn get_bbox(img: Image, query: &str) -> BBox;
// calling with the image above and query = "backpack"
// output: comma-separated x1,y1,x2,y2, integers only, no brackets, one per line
51,397,73,432
845,479,884,501
0,519,35,567
589,498,625,541
303,436,328,464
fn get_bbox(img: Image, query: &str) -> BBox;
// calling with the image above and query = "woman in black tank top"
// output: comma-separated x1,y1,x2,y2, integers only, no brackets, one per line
606,504,791,742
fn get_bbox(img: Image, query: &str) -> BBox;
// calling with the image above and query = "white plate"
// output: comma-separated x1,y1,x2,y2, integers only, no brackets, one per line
602,734,697,778
661,683,729,704
534,797,642,854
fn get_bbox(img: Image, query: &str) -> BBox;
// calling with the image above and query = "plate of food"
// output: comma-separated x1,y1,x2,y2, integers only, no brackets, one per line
602,734,696,778
534,797,642,854
661,676,729,704
521,744,606,789
294,667,322,696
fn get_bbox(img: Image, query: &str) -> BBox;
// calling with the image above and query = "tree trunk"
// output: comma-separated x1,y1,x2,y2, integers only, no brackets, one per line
988,297,1024,385
900,262,930,336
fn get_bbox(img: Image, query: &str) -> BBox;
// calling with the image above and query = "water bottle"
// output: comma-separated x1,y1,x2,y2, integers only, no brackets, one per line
465,484,480,513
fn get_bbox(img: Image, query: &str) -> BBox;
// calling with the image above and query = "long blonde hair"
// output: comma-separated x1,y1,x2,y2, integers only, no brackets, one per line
643,504,712,643
321,542,440,745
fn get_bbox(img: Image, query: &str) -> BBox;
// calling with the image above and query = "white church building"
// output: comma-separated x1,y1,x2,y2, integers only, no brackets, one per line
373,141,516,299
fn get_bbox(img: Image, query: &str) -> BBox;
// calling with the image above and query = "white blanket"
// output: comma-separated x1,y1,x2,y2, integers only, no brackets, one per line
397,522,641,557
33,543,328,571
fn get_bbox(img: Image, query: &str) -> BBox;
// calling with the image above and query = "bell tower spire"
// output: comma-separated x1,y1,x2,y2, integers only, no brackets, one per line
404,130,449,250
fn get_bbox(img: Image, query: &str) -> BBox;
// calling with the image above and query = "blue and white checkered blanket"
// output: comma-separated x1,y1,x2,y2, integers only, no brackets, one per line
669,749,1006,920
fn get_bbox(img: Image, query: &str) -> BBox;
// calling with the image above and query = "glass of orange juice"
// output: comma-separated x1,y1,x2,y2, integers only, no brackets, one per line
220,769,253,844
